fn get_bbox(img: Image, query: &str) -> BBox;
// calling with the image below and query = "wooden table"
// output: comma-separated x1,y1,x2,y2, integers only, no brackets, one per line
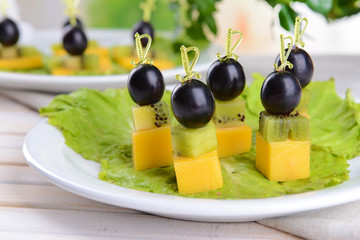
0,93,304,239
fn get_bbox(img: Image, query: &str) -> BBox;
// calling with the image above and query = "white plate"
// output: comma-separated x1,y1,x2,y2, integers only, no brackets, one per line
24,119,360,222
0,29,218,93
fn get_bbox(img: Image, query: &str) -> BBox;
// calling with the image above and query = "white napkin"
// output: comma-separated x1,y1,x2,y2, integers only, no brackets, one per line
259,200,360,240
1,88,360,240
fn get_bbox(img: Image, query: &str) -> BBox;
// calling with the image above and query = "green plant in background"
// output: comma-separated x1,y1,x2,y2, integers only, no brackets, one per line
265,0,360,31
86,0,360,48
170,0,221,50
85,0,220,50
86,0,175,30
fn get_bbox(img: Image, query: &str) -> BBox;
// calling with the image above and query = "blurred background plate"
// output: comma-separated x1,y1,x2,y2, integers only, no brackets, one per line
0,29,220,93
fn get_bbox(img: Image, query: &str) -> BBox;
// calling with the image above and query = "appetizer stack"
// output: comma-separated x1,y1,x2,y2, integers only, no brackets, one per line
112,0,175,71
256,17,313,181
206,29,251,158
274,17,314,117
256,34,311,181
48,0,113,75
0,6,43,71
128,33,173,171
170,45,223,195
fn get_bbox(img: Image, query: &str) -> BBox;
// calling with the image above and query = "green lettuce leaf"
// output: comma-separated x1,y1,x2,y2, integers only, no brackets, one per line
40,73,360,199
308,81,360,158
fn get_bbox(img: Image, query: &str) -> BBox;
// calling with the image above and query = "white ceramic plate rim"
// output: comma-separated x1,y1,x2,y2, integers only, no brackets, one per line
24,119,360,222
0,59,210,93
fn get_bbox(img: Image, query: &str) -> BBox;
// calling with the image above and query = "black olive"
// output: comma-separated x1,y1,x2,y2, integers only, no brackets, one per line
0,18,19,46
63,16,84,30
132,21,154,47
62,26,88,56
128,64,164,106
275,47,314,88
171,79,215,128
206,58,246,101
261,71,301,115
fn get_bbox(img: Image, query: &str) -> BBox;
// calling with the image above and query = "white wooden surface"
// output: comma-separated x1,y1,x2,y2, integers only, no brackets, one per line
0,93,303,239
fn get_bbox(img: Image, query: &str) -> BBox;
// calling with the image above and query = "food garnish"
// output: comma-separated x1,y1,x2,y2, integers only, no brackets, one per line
171,45,223,195
207,28,251,157
128,33,172,171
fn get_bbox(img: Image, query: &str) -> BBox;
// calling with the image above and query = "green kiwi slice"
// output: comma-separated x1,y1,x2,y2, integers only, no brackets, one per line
259,111,310,142
213,97,246,127
48,55,100,72
83,55,100,70
19,46,39,57
259,111,290,142
171,122,217,158
288,114,311,141
132,101,171,131
64,56,82,70
47,56,63,69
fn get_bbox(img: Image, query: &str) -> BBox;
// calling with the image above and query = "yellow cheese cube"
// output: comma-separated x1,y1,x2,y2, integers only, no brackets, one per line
0,55,43,70
216,123,252,158
256,133,310,181
99,56,112,72
132,126,173,171
174,150,223,195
